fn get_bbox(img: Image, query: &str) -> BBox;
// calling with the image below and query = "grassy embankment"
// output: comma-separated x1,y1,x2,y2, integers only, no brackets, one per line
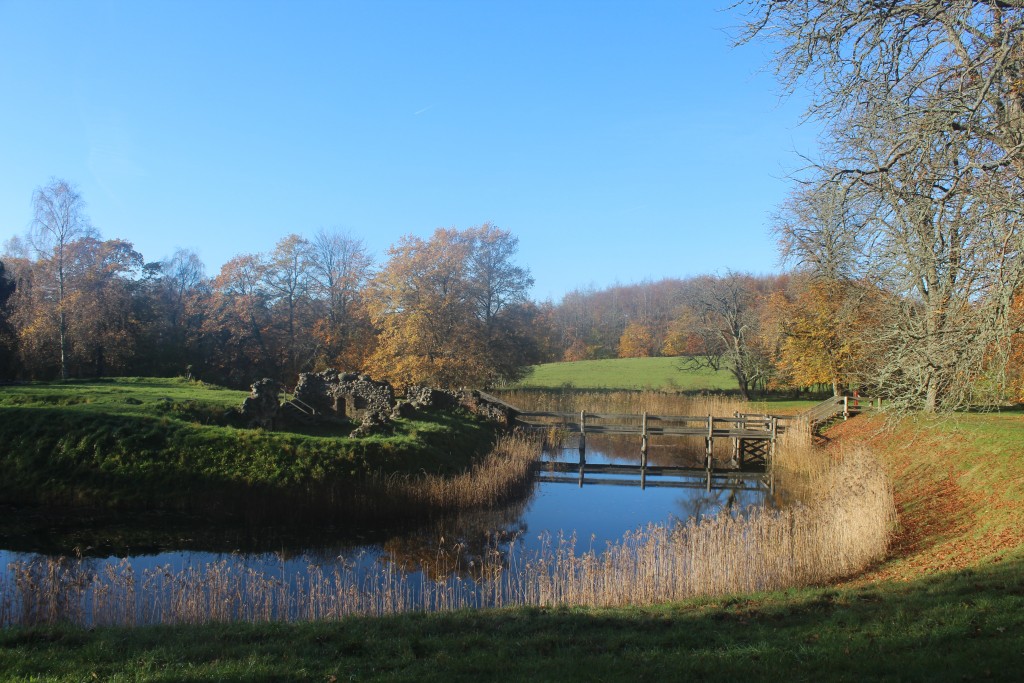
2,374,1023,680
0,377,503,522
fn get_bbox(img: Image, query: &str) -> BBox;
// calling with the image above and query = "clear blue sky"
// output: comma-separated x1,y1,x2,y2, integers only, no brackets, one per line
0,0,817,301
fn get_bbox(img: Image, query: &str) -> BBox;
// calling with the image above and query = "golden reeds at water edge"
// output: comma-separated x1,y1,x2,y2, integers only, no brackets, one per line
494,389,750,418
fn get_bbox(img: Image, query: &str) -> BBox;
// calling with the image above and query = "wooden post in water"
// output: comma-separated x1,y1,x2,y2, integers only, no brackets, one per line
706,414,714,491
578,410,586,464
640,411,648,470
577,412,586,486
732,412,740,469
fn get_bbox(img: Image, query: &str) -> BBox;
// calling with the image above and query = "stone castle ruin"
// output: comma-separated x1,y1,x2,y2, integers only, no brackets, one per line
239,370,517,435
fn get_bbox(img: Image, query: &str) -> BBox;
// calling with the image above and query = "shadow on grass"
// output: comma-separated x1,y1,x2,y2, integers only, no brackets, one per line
3,555,1022,682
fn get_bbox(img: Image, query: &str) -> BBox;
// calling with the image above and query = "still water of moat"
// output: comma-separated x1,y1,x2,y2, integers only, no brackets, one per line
0,436,771,609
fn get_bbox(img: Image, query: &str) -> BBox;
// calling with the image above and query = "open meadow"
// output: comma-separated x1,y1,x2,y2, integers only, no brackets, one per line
513,357,737,391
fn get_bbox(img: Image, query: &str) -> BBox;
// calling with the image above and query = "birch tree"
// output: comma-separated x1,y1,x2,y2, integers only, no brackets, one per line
30,179,94,379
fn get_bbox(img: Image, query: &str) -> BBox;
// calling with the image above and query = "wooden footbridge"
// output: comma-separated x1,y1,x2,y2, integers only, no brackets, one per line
511,409,782,492
479,392,876,493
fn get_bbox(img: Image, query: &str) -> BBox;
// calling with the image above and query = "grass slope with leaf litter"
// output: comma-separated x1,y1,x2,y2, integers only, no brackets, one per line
0,378,496,515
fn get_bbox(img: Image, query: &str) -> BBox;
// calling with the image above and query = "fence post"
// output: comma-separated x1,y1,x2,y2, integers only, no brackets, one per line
706,415,714,491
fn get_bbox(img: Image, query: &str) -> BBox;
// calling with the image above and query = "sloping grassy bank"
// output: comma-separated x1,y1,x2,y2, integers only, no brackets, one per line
0,378,498,522
2,411,1022,680
828,411,1024,580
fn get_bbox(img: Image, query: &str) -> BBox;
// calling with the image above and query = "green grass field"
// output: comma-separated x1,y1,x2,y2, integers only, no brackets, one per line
515,356,737,391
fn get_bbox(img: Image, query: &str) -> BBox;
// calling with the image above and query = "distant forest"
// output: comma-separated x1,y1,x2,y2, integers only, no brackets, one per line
0,179,789,396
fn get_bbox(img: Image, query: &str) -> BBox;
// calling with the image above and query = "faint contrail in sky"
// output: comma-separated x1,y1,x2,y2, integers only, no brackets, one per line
414,105,434,115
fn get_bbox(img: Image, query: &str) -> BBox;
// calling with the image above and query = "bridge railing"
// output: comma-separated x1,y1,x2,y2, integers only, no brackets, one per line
513,411,778,439
796,394,877,427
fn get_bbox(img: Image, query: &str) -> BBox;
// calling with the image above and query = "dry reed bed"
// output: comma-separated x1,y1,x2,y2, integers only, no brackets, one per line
0,431,896,627
304,432,541,524
495,389,749,417
379,432,540,510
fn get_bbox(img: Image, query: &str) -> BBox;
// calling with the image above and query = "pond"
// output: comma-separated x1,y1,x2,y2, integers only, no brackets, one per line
0,437,772,624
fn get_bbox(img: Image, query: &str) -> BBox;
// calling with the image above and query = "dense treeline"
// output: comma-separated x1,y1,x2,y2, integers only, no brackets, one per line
3,168,1024,411
0,180,543,390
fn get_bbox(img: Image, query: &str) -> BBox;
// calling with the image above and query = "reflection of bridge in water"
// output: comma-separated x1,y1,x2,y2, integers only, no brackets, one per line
514,411,785,492
536,466,770,491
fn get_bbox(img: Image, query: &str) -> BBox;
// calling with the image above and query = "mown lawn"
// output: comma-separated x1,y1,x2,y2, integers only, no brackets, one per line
514,357,737,391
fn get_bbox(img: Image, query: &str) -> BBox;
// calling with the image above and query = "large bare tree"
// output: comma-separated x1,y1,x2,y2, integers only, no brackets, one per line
739,0,1024,410
262,234,315,378
735,0,1024,174
776,104,1024,410
308,229,374,369
678,272,775,401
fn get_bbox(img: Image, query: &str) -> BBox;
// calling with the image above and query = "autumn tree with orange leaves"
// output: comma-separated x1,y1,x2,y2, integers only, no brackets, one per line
763,277,877,395
366,225,535,390
618,321,656,358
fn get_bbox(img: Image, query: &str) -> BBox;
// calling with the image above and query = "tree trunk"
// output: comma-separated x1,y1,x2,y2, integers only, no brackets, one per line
58,309,68,381
924,373,939,413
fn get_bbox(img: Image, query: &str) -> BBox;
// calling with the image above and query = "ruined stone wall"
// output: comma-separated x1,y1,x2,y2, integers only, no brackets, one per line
239,378,281,429
243,371,516,435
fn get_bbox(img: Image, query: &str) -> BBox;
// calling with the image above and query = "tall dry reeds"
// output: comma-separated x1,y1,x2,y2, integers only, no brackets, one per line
495,389,749,417
381,432,539,510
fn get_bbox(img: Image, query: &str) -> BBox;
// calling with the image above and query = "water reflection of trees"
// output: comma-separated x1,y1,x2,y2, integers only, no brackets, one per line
672,485,767,523
0,504,430,559
378,498,531,581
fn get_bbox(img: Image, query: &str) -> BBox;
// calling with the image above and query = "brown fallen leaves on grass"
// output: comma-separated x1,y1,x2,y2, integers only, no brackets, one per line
827,415,1024,584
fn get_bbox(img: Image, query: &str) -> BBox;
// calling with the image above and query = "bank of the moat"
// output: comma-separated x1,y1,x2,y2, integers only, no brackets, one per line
0,377,502,523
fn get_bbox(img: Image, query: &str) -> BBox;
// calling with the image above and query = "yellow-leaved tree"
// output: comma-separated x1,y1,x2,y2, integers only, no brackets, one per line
617,321,655,358
366,224,535,390
763,277,876,395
